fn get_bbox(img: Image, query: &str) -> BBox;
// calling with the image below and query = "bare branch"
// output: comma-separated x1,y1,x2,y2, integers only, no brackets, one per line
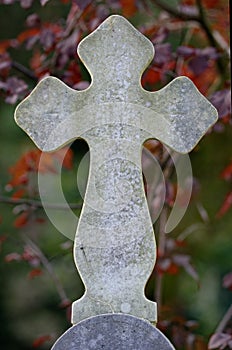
215,303,232,333
11,61,38,81
153,0,199,21
23,236,69,304
0,195,82,210
152,0,229,80
154,206,168,312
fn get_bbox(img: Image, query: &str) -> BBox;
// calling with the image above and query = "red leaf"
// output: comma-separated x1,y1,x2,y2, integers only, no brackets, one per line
221,162,232,181
30,50,49,78
22,246,40,266
0,235,7,251
223,272,232,291
35,218,46,224
0,52,11,76
40,0,50,5
0,77,28,104
12,189,26,199
37,152,57,173
181,0,220,8
28,268,43,279
0,234,6,242
59,299,71,308
26,14,41,28
202,0,220,8
8,150,39,187
217,191,232,218
210,89,231,119
166,263,179,275
20,0,33,8
209,332,232,349
17,28,41,44
14,212,29,228
173,254,199,282
154,43,172,66
5,252,21,262
63,61,82,87
120,0,137,17
0,40,12,54
157,258,179,275
73,0,92,10
142,68,161,87
32,335,52,348
54,148,74,170
40,28,55,50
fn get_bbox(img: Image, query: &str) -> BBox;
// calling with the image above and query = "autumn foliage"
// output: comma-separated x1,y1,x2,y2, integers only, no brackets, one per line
0,0,231,349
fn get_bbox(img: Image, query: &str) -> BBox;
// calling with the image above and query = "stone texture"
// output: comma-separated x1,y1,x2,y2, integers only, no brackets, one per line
14,15,218,326
51,313,175,350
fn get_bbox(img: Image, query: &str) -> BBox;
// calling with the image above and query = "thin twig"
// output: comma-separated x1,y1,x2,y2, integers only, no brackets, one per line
215,304,232,333
11,61,38,81
152,0,229,79
195,0,228,77
155,206,168,311
0,195,82,210
23,236,69,303
153,0,199,21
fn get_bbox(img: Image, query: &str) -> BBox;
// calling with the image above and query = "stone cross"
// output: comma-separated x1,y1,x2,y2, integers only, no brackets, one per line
14,15,218,349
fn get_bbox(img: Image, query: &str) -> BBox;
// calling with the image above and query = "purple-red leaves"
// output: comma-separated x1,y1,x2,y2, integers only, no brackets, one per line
221,162,232,181
7,148,73,228
14,212,29,228
32,334,52,348
0,53,11,76
0,0,50,8
40,0,50,6
73,0,92,11
208,332,232,349
217,191,232,218
5,252,21,262
217,162,232,218
28,268,43,279
210,89,231,120
177,46,218,75
8,148,73,188
156,239,199,282
120,0,137,17
223,272,232,291
0,77,28,104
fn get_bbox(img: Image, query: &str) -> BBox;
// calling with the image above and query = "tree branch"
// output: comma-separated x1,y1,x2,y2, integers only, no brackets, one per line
0,195,82,210
23,236,69,304
153,0,199,21
11,61,38,81
195,0,228,77
215,303,232,333
155,206,168,311
152,0,229,79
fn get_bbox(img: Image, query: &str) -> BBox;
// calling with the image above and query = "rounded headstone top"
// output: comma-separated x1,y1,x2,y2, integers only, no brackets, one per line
52,313,175,350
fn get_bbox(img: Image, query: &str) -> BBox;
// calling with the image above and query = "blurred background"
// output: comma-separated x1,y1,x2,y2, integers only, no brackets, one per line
0,0,231,349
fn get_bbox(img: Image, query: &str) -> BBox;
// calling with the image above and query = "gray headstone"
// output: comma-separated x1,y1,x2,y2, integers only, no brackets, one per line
51,313,175,350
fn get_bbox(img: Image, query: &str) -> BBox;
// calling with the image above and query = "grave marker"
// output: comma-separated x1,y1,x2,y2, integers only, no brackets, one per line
14,15,218,349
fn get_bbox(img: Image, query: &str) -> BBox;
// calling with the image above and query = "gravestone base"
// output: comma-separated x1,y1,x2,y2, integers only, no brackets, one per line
51,313,175,350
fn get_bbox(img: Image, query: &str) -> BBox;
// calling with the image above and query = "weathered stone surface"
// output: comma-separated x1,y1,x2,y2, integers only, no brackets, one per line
14,15,218,326
51,313,175,350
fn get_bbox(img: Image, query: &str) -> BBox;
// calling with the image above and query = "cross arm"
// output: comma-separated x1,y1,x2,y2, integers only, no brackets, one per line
14,76,86,152
142,77,218,153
